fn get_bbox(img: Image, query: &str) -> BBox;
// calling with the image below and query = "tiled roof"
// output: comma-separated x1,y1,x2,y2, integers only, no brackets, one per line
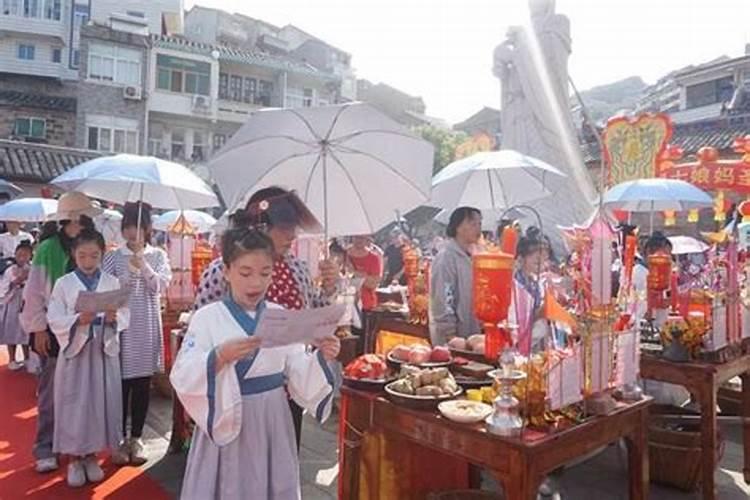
151,35,339,81
670,123,750,153
0,91,76,113
0,140,100,183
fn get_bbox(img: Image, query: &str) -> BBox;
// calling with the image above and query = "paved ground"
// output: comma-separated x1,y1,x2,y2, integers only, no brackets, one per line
138,392,750,499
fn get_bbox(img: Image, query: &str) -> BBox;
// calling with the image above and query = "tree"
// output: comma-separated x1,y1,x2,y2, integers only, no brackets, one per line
413,125,468,174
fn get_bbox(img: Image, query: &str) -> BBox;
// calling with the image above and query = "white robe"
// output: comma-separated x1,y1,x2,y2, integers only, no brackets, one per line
170,299,336,500
47,270,129,455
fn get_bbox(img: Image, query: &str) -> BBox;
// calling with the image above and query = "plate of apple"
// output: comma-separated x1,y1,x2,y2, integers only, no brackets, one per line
386,344,453,368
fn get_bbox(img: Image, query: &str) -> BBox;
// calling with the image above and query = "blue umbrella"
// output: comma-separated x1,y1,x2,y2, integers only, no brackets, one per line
602,178,713,231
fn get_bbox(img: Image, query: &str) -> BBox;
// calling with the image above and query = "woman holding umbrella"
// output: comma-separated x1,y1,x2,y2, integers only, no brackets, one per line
193,186,339,448
103,202,172,466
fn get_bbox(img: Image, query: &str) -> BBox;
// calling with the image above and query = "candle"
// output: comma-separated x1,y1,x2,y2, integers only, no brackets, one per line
670,271,678,312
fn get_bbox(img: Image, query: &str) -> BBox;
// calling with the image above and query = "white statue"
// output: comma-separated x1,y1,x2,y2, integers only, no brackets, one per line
493,0,596,229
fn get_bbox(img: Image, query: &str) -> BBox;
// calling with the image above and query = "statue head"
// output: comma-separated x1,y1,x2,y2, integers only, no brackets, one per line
529,0,555,19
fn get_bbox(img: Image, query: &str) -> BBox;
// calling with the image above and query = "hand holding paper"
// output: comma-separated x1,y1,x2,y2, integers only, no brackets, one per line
75,287,130,313
254,304,347,348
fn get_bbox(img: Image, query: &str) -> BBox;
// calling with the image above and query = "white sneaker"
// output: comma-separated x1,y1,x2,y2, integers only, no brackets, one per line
67,460,86,487
83,456,104,483
129,438,148,466
35,457,58,473
111,440,131,466
8,360,23,371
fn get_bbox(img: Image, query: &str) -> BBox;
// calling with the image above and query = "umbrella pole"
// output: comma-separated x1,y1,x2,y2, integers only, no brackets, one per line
322,150,329,257
136,183,144,245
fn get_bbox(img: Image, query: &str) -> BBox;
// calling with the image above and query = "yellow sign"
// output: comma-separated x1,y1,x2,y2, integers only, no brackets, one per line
603,113,672,185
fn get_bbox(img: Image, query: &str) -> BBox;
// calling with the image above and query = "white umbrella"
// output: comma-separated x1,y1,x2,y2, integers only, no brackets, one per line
208,102,434,238
668,236,709,255
153,210,217,233
429,150,566,211
0,197,57,222
433,207,526,231
50,154,219,210
601,178,713,231
94,209,124,247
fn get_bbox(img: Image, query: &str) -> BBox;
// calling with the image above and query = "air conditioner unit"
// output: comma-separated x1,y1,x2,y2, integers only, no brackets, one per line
123,85,142,100
192,95,211,113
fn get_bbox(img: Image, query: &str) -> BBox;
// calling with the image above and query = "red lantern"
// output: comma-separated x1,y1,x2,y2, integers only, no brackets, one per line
500,226,518,255
472,251,513,360
647,252,671,310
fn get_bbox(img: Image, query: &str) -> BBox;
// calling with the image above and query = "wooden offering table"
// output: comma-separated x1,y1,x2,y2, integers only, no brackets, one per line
339,388,652,500
640,354,750,499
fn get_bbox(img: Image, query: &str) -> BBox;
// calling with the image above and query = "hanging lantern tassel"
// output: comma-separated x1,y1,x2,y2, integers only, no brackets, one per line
714,191,727,222
663,210,676,226
688,208,700,223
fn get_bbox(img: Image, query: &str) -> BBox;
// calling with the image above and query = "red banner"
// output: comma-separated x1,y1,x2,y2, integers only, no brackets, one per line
660,161,750,194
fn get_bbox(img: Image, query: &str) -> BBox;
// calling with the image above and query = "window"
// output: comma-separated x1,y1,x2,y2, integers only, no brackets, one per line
126,10,144,18
230,75,242,101
44,0,60,20
192,131,205,162
213,133,226,152
257,80,273,106
219,73,259,104
686,76,735,109
72,49,80,68
218,73,229,99
14,117,45,138
87,126,137,153
88,44,141,85
17,44,35,60
286,87,314,108
243,77,256,103
51,47,61,63
156,55,210,96
148,127,164,157
170,129,185,160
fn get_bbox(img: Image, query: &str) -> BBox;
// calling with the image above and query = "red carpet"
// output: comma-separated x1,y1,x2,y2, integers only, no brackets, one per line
0,350,171,500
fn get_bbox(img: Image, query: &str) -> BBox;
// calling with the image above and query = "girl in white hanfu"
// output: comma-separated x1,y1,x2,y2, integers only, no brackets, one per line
171,227,340,500
47,229,129,488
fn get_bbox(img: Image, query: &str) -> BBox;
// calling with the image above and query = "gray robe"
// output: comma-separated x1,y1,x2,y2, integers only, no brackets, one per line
47,270,129,456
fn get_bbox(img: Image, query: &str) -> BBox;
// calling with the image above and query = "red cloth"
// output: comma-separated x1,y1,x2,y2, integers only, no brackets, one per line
267,258,304,310
348,250,381,311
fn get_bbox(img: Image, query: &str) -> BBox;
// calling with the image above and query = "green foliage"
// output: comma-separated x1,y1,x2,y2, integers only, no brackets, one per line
413,125,468,175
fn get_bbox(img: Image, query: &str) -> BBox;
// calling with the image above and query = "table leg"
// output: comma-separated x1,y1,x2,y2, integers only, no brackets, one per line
494,467,540,500
741,372,750,484
700,384,719,500
625,407,649,500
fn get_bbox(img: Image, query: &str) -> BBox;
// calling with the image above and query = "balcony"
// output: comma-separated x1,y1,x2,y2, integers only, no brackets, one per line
217,98,262,124
0,14,67,42
150,88,218,120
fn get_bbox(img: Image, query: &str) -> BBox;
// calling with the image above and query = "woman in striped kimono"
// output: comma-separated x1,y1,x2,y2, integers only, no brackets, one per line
103,202,172,465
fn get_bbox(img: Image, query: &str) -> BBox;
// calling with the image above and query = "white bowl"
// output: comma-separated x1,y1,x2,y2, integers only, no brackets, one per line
438,400,493,424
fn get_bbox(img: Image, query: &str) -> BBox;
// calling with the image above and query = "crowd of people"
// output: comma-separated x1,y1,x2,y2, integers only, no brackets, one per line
0,184,696,497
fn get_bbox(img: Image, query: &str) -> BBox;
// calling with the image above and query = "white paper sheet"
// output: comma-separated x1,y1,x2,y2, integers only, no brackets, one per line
712,305,727,350
253,303,347,349
547,347,583,411
590,334,612,394
75,287,130,313
616,330,638,388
